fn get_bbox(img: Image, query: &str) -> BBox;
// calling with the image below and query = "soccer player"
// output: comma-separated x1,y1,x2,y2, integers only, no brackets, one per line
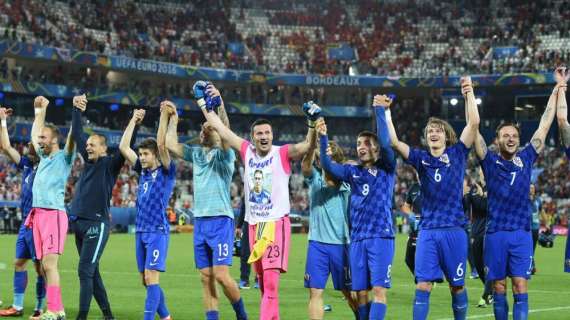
317,94,396,320
24,95,77,320
387,77,479,320
554,67,570,272
197,82,315,320
120,106,175,320
474,68,561,320
0,107,46,319
69,95,140,320
164,90,248,320
301,118,358,320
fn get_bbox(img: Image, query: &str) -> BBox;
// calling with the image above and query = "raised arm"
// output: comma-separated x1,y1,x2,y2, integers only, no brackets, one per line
120,109,145,165
316,120,350,181
384,98,410,159
71,94,88,160
373,95,396,172
0,108,20,164
288,101,321,161
459,76,480,147
474,133,488,160
163,102,184,159
31,96,49,153
530,69,562,153
301,118,320,177
195,81,245,151
205,84,232,150
157,102,171,168
555,67,570,148
65,94,87,156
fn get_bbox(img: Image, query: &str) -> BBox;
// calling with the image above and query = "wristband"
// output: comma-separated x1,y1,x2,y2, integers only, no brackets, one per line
1,119,6,127
385,109,392,122
34,108,41,115
197,98,206,109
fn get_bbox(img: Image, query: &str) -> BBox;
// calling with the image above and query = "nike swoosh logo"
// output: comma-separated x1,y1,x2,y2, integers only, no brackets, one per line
217,258,226,261
352,175,360,178
149,262,158,266
496,160,504,166
453,277,462,281
421,160,430,166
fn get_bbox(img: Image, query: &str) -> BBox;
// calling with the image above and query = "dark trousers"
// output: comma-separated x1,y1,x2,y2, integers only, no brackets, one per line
405,234,417,277
240,221,251,282
74,218,113,319
472,234,492,299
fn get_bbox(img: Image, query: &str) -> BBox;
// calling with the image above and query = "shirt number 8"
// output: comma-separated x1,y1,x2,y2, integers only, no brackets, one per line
362,184,369,196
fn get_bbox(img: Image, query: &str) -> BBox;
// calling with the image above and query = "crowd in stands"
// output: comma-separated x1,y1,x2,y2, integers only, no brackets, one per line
1,0,570,77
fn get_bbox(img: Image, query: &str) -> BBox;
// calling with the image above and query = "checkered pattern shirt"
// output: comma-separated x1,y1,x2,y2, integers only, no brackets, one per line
482,144,538,233
406,142,470,230
18,156,35,219
134,160,176,233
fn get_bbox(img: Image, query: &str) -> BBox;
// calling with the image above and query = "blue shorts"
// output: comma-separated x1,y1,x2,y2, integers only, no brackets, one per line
304,241,351,290
194,216,234,269
15,225,36,261
350,237,394,291
415,227,467,286
136,232,169,272
484,230,533,280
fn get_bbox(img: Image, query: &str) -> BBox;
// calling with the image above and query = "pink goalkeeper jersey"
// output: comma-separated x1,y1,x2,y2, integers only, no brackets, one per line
241,141,291,224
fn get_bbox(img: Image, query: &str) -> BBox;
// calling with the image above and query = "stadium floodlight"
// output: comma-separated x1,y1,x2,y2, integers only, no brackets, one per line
450,98,458,106
475,97,482,105
109,103,120,111
55,98,65,107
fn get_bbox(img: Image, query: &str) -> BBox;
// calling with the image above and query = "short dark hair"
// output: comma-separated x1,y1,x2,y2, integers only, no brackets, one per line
250,119,272,137
254,169,263,176
138,138,158,155
90,134,107,146
495,121,521,138
357,130,379,147
43,123,60,141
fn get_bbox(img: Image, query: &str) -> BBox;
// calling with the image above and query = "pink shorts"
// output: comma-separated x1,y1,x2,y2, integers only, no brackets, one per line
24,208,68,260
249,216,291,273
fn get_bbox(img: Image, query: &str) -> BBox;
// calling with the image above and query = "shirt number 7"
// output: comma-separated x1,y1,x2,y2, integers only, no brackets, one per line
510,172,516,186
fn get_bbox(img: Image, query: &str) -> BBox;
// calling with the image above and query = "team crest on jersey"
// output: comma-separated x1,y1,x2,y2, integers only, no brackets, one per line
368,168,377,176
439,154,450,164
513,156,523,168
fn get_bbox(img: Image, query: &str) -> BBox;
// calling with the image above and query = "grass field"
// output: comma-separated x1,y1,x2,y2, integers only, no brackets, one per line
0,233,569,319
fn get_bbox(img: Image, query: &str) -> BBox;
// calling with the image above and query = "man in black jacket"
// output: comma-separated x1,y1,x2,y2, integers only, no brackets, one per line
70,95,140,320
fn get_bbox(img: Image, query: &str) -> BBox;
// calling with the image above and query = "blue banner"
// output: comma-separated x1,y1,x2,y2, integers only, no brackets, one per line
0,39,556,88
0,79,373,117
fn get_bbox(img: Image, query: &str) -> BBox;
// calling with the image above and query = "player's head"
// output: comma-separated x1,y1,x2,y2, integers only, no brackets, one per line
199,122,222,147
356,131,379,165
25,142,39,164
86,134,108,161
495,122,521,158
137,138,159,169
529,183,536,197
423,117,457,151
250,119,273,155
253,169,264,193
38,123,60,155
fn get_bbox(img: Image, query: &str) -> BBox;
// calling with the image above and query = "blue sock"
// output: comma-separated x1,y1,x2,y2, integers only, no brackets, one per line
13,271,27,309
369,302,387,320
144,284,161,320
35,275,46,311
357,303,369,320
231,298,248,320
513,293,528,320
452,290,468,320
413,289,430,320
206,310,219,320
156,286,169,319
493,293,509,320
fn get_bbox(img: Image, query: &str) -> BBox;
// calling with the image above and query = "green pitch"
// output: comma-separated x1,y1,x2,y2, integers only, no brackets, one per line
0,233,569,319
